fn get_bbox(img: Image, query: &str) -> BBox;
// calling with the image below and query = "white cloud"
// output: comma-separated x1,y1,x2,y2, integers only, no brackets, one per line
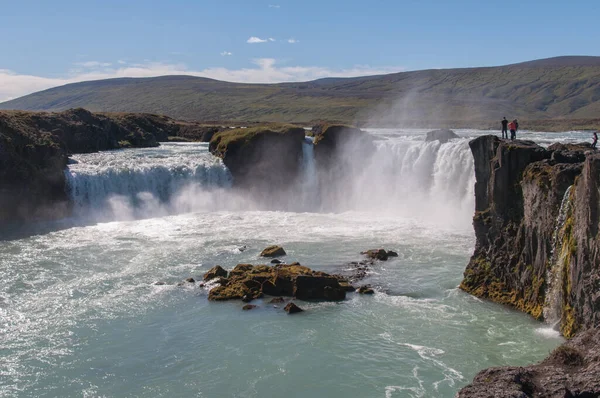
247,36,268,44
76,61,112,68
117,60,127,64
268,4,280,8
287,38,298,44
0,60,405,102
220,51,233,56
268,38,276,42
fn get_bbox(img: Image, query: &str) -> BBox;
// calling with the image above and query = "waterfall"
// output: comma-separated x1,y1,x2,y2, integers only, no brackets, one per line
300,136,319,209
64,137,476,227
317,137,475,229
65,143,232,219
543,185,574,325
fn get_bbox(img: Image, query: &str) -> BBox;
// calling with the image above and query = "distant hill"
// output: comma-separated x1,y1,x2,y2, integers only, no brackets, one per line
1,56,599,124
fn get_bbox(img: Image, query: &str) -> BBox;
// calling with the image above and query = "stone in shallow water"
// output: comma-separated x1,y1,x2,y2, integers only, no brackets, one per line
242,304,257,311
203,265,228,281
361,248,389,261
284,302,303,314
357,285,375,295
269,297,285,304
260,245,287,257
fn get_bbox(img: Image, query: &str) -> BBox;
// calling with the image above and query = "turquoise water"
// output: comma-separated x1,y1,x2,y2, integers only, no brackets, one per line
1,130,575,397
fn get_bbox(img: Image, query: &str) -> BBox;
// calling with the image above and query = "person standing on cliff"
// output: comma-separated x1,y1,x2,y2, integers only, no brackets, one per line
501,117,508,139
592,131,598,149
508,120,517,140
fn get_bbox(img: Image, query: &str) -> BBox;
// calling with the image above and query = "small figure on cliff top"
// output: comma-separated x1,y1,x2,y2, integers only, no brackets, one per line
592,131,598,149
508,120,517,140
501,117,508,139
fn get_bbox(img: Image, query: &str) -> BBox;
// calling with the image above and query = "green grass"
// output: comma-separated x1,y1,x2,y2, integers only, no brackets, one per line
210,124,304,156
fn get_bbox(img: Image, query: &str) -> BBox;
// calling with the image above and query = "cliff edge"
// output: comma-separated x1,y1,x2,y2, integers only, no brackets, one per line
458,135,600,397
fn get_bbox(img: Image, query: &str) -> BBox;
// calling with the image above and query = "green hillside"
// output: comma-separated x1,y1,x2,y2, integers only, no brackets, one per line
1,56,599,124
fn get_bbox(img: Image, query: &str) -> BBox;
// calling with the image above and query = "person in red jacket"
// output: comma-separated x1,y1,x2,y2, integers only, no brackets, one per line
508,120,517,140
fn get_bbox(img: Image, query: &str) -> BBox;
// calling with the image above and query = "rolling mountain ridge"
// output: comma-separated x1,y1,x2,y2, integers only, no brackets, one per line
1,56,599,124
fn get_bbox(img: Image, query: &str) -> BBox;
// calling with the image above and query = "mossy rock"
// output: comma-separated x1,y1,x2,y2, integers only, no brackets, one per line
206,263,346,302
260,245,287,257
203,265,228,281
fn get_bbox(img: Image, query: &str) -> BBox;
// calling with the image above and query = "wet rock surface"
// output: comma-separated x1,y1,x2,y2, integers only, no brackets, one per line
203,265,228,281
284,302,304,314
260,245,287,258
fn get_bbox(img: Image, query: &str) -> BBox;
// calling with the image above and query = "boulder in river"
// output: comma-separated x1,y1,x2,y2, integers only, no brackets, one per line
284,302,304,314
260,245,287,257
203,265,228,281
361,249,396,261
242,304,257,311
357,285,375,295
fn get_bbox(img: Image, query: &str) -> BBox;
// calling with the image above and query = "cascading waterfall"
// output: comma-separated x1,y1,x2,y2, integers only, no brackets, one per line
66,143,232,219
312,137,475,229
65,136,476,227
300,136,319,209
543,185,574,326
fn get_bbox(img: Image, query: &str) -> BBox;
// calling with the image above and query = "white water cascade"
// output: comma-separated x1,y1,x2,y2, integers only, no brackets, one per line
543,185,574,326
300,136,319,209
64,134,476,228
311,136,475,229
65,143,232,220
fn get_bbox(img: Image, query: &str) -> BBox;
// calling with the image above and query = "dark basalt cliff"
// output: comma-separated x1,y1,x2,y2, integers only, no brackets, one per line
0,109,207,223
461,136,600,337
209,125,307,191
458,135,600,397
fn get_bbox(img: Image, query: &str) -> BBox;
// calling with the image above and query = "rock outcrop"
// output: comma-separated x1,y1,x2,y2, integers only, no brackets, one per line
0,109,231,224
206,263,349,302
361,249,398,261
260,245,287,257
312,123,375,169
459,135,600,395
460,136,600,337
425,129,459,143
209,125,306,191
458,327,600,397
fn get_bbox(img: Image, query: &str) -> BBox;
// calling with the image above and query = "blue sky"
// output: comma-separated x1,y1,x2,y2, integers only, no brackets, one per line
1,0,599,101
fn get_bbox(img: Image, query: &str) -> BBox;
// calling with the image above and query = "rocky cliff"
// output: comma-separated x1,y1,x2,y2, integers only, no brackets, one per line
209,125,307,191
460,136,599,337
0,109,206,223
458,135,600,397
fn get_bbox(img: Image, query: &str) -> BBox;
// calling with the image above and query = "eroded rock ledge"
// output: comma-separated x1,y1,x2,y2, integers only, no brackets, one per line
460,136,599,337
458,135,600,397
